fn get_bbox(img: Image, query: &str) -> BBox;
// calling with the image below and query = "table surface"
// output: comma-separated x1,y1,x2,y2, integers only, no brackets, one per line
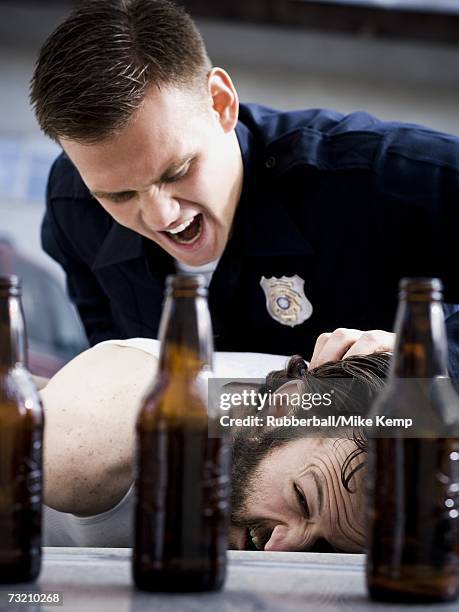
1,548,459,612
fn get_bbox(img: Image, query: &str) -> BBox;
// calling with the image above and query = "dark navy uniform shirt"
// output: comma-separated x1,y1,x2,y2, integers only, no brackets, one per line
42,103,459,375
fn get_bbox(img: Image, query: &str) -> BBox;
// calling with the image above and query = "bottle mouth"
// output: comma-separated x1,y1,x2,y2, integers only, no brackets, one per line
166,273,208,297
0,274,21,296
399,277,443,301
400,277,443,292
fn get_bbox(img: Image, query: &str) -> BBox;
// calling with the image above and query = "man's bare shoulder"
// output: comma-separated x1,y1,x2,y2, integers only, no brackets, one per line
42,341,157,400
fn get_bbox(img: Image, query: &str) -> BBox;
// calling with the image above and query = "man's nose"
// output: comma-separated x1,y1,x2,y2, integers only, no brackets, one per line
264,523,321,552
264,524,304,551
139,189,180,231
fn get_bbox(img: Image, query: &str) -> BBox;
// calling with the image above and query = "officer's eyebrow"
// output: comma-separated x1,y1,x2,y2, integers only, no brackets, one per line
89,154,195,199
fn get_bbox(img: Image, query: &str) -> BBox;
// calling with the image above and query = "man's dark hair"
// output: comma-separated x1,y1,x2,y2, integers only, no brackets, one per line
231,352,391,524
30,0,212,143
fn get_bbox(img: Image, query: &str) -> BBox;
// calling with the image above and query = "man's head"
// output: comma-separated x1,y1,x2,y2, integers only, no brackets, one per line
31,0,243,265
230,352,391,552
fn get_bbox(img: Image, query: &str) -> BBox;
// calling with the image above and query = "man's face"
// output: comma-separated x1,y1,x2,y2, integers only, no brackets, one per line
230,437,367,552
60,74,243,266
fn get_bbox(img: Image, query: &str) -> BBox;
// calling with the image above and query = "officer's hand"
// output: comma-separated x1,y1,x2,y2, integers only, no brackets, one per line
308,328,395,370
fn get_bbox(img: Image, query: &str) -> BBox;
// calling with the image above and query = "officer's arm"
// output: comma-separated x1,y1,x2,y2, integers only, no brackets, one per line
437,155,459,378
437,156,459,378
41,343,157,516
372,127,459,375
446,312,459,380
41,202,119,346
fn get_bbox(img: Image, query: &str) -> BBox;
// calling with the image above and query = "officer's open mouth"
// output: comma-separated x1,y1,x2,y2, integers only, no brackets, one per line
163,213,203,245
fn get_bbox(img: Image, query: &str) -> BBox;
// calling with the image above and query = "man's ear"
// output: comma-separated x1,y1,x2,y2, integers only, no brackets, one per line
207,67,239,133
221,381,261,420
222,381,261,395
269,380,304,418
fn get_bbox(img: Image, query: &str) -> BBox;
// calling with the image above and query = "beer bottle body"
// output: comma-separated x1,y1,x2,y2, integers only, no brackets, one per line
0,276,43,583
367,278,459,603
133,275,230,592
368,436,459,602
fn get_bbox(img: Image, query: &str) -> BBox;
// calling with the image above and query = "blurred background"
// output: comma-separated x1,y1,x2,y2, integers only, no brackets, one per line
0,0,458,373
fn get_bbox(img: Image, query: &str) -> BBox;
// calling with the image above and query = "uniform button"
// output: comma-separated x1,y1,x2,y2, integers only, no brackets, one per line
265,156,276,169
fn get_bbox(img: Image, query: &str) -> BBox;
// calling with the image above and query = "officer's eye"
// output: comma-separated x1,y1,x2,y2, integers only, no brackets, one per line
105,192,136,203
163,165,190,184
163,157,197,184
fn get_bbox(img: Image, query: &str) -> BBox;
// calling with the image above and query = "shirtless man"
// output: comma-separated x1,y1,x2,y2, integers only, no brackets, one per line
41,338,388,551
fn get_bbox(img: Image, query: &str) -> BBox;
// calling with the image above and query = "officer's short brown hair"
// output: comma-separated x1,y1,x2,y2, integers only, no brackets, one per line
30,0,212,143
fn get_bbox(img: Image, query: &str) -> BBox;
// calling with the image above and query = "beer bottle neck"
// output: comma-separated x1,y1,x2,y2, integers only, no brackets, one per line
158,294,213,374
0,293,27,371
392,298,448,378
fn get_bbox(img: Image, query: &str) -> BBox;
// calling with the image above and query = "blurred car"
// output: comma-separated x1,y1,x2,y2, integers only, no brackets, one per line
0,236,88,377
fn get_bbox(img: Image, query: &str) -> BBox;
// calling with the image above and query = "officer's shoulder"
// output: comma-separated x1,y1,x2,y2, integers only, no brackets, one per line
379,121,459,173
239,102,351,144
240,103,387,172
240,103,459,173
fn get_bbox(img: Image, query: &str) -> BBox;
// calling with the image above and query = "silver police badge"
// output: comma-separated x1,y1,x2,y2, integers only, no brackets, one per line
260,275,313,327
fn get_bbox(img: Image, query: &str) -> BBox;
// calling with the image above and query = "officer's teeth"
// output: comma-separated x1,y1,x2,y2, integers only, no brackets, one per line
166,216,195,235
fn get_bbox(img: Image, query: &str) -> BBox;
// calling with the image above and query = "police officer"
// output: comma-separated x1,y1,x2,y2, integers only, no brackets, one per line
30,0,459,373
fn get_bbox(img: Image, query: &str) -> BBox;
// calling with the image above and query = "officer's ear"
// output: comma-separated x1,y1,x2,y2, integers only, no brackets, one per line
207,67,239,133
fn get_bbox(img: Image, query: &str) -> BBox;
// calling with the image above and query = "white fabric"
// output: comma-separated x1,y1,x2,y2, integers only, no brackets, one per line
174,257,220,286
43,337,289,547
43,483,134,547
97,337,290,379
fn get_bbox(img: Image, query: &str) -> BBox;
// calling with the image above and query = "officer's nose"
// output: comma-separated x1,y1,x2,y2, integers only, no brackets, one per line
139,189,180,231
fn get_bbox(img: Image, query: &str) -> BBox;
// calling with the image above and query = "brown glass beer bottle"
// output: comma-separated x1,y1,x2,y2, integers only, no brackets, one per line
0,275,44,583
367,278,459,603
133,274,230,592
